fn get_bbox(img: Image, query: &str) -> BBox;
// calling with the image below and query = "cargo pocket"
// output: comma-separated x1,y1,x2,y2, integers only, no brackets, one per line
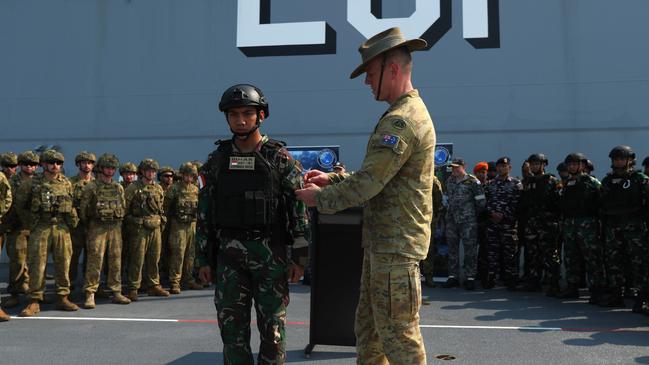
388,265,418,325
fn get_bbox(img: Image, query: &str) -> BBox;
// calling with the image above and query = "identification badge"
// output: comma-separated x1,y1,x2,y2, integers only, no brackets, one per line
381,134,399,147
229,156,255,170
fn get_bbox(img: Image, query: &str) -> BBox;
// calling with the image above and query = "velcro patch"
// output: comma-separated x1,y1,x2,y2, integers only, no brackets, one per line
229,156,255,170
381,134,399,147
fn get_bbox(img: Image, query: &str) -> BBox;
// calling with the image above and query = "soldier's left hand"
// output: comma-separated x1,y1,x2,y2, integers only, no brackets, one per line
295,183,321,207
288,263,304,283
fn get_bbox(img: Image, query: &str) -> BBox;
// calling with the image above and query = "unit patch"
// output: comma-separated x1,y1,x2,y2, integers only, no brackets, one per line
381,134,399,147
229,156,255,170
392,119,406,130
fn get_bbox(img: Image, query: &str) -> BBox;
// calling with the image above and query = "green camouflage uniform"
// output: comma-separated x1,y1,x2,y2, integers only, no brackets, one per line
0,171,12,229
68,174,94,285
18,174,78,300
164,180,199,288
3,172,32,295
315,90,436,365
124,179,166,291
80,179,126,294
196,135,309,365
420,175,444,280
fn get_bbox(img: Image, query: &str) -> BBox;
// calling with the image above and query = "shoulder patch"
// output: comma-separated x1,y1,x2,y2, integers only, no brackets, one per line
392,119,406,130
381,134,400,147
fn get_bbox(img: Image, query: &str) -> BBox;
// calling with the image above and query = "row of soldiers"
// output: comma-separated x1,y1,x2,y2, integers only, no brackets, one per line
432,145,649,316
0,150,202,321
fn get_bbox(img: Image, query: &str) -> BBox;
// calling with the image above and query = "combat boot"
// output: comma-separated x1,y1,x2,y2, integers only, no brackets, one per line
96,287,110,299
443,277,459,288
183,281,204,291
169,285,181,295
56,295,79,311
598,288,625,308
632,295,647,314
0,308,10,322
147,285,170,297
83,293,95,309
588,287,602,305
464,278,476,291
2,294,20,308
482,273,495,289
127,290,139,302
111,292,131,305
18,300,40,317
557,284,580,299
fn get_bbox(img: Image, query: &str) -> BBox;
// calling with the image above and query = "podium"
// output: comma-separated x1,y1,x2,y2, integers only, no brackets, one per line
304,207,364,356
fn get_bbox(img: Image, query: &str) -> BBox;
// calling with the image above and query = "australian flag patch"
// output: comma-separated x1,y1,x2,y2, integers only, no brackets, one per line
381,134,399,147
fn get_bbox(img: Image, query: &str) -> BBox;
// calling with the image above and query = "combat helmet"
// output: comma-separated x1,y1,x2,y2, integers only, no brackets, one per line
556,162,568,173
157,166,174,180
75,151,96,164
138,158,160,172
219,84,269,117
608,145,635,160
564,153,586,164
96,153,120,169
17,151,39,165
526,153,548,165
642,157,649,168
41,149,65,164
119,162,137,174
179,162,198,176
1,152,18,167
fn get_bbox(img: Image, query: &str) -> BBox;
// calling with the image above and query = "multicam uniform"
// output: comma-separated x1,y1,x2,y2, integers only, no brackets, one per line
196,135,308,365
0,172,11,320
69,174,94,285
315,90,436,365
3,172,33,298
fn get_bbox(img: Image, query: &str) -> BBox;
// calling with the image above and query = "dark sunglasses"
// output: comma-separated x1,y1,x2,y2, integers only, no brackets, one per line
4,164,18,168
49,161,64,166
161,174,173,178
22,163,39,167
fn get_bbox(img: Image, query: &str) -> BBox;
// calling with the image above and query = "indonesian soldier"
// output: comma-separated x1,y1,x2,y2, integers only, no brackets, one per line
18,150,79,317
556,153,605,302
68,151,96,288
196,84,309,365
443,158,485,290
79,153,131,308
1,151,39,309
518,153,561,295
297,27,435,365
642,157,649,177
600,146,649,310
483,157,523,290
0,169,13,321
163,162,202,294
124,159,169,300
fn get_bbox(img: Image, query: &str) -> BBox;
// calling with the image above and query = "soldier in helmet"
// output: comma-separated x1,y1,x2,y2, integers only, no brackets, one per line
556,153,605,302
518,153,561,295
18,150,79,317
118,161,138,280
157,165,175,279
1,151,40,309
79,153,131,308
1,152,18,180
0,167,12,321
119,162,138,189
556,162,569,183
124,159,169,300
196,83,309,364
641,157,649,176
158,166,175,193
600,146,649,310
68,151,96,289
585,160,595,177
163,162,203,294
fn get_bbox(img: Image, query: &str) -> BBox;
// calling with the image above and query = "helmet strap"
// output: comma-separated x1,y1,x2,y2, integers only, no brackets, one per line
375,54,387,101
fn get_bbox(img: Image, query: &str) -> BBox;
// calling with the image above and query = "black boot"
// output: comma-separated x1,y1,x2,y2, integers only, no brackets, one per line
588,287,601,305
632,295,646,314
598,288,625,308
557,284,580,299
482,273,495,289
443,277,460,288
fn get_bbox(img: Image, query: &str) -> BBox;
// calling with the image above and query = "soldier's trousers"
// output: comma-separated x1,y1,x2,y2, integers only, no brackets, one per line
446,219,478,279
27,223,72,300
523,215,560,285
127,226,161,290
603,219,647,291
6,229,30,294
69,224,88,285
485,221,518,281
355,250,426,365
168,220,197,287
562,217,605,288
84,221,123,293
215,238,289,365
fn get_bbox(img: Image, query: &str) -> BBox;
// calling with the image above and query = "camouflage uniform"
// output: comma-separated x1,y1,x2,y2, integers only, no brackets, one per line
519,173,561,289
484,176,523,286
316,89,436,365
69,173,94,286
420,175,444,282
558,173,605,290
196,135,309,365
164,177,200,290
119,162,137,279
158,166,175,280
124,178,166,292
444,173,485,281
0,171,11,320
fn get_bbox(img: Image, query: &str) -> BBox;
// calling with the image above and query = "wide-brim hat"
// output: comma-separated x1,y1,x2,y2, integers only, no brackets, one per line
350,27,427,79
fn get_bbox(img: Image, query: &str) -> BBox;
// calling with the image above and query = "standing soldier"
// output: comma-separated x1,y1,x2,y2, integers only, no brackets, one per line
518,154,561,295
124,159,169,301
79,154,131,309
18,150,79,317
119,162,138,189
556,153,605,302
600,146,649,309
0,152,18,255
1,151,39,309
119,161,138,278
484,157,523,290
0,168,13,321
158,165,174,281
197,84,309,365
443,158,486,290
641,157,649,177
420,174,444,288
158,166,175,193
68,151,96,289
164,162,202,294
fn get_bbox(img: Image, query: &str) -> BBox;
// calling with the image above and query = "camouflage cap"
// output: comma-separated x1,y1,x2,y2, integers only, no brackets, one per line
179,162,198,176
17,150,40,165
75,151,96,164
1,152,18,167
96,153,120,169
119,162,137,174
41,149,65,164
138,158,160,172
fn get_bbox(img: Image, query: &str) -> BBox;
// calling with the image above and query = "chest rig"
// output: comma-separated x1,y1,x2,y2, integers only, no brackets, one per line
601,171,644,215
94,181,124,221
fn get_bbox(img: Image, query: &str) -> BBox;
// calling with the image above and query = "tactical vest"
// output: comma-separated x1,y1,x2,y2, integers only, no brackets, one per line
212,139,285,231
174,184,198,223
131,182,164,217
522,174,556,212
601,171,644,216
93,181,125,221
559,175,598,217
33,175,73,216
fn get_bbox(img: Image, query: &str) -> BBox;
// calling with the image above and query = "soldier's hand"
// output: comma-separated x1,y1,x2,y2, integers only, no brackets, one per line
288,263,304,283
198,266,212,285
304,169,330,187
295,183,321,207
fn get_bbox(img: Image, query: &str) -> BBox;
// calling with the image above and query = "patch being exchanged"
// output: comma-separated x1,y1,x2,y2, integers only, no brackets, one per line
229,156,255,170
381,134,400,147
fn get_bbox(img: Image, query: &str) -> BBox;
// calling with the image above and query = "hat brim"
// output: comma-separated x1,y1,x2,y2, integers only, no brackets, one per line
350,39,427,79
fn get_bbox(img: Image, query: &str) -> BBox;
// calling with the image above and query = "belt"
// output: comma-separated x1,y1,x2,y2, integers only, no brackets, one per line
220,228,269,241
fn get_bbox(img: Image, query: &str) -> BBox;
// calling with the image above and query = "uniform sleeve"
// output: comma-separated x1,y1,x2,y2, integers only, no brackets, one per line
503,181,523,222
79,183,93,224
67,181,79,229
163,185,176,219
0,175,12,219
432,177,444,223
124,184,136,217
196,156,219,268
315,117,416,214
15,179,33,228
473,180,486,213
